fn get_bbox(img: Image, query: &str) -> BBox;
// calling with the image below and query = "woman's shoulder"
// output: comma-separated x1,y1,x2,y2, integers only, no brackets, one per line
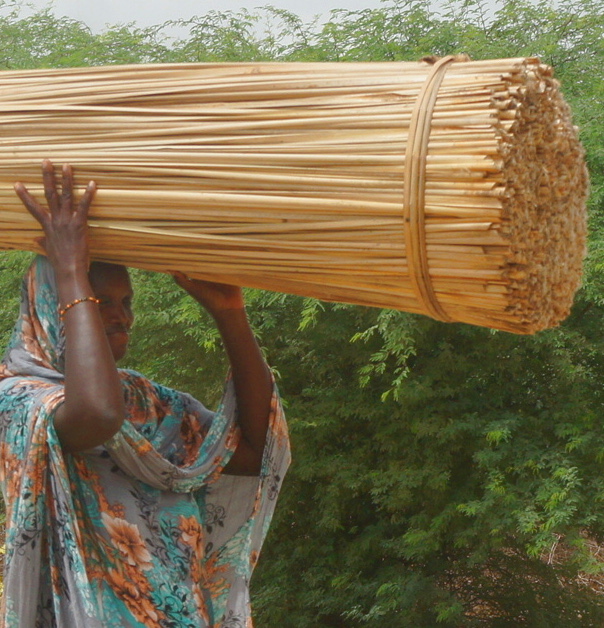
0,374,62,396
118,368,187,409
117,369,211,422
118,368,175,394
118,367,146,383
0,375,65,433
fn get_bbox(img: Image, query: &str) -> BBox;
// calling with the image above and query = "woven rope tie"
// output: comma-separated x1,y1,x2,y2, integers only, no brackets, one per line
403,55,469,323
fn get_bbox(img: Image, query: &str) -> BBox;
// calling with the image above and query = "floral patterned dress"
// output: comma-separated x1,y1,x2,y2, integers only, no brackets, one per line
0,256,290,628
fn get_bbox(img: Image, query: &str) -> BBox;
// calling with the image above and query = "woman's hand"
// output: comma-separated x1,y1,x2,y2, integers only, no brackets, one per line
172,272,244,319
14,159,96,273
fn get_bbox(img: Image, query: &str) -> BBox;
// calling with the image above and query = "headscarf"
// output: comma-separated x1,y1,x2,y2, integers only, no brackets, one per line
0,254,66,381
0,256,290,628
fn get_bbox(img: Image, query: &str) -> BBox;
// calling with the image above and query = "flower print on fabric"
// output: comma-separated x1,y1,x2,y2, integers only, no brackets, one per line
102,514,154,570
0,256,291,628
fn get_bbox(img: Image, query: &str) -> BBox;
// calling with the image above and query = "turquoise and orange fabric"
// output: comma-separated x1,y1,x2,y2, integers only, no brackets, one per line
0,256,290,627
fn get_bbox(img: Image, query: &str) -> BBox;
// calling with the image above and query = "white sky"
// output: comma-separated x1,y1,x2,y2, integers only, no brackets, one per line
18,0,401,31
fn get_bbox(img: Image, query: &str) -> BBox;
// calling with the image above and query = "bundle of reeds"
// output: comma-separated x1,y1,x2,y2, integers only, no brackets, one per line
0,56,588,333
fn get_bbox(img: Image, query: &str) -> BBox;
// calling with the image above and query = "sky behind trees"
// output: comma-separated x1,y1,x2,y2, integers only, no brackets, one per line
20,0,390,30
18,0,500,32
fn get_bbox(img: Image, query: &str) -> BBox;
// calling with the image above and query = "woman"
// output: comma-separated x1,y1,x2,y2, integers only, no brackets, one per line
0,161,290,627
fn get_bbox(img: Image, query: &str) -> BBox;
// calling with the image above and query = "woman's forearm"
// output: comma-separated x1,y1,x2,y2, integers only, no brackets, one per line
215,308,272,455
53,267,125,452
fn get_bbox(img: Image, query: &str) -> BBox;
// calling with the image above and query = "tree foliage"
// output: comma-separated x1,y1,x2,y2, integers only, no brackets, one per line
1,0,604,624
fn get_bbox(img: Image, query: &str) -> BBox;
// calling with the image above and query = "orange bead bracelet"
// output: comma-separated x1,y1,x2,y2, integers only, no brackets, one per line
59,297,101,321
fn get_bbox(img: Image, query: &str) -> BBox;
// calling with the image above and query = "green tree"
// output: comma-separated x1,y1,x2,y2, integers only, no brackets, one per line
0,4,172,69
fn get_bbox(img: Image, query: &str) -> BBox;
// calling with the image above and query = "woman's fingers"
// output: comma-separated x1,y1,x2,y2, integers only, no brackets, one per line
171,270,189,285
77,181,97,219
16,161,97,224
61,163,74,214
42,159,60,214
172,271,245,313
14,182,50,228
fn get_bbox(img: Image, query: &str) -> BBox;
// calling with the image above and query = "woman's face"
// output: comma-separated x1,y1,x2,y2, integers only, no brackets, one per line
88,262,134,362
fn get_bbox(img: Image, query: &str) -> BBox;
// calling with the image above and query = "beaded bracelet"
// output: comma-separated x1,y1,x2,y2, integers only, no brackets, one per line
59,296,101,320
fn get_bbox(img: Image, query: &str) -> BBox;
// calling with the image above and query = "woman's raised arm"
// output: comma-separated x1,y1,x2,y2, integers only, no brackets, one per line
173,273,272,475
15,160,126,452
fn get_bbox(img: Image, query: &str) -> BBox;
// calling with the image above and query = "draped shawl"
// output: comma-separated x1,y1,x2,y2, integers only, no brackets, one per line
0,256,290,628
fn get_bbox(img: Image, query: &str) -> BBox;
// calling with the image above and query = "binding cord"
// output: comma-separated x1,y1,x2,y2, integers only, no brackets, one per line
403,54,470,322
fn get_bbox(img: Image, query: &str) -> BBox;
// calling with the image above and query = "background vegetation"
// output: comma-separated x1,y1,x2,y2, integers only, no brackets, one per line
1,0,603,624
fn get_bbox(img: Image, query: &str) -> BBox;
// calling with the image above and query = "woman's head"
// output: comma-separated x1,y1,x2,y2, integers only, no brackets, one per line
0,257,134,382
88,262,134,362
